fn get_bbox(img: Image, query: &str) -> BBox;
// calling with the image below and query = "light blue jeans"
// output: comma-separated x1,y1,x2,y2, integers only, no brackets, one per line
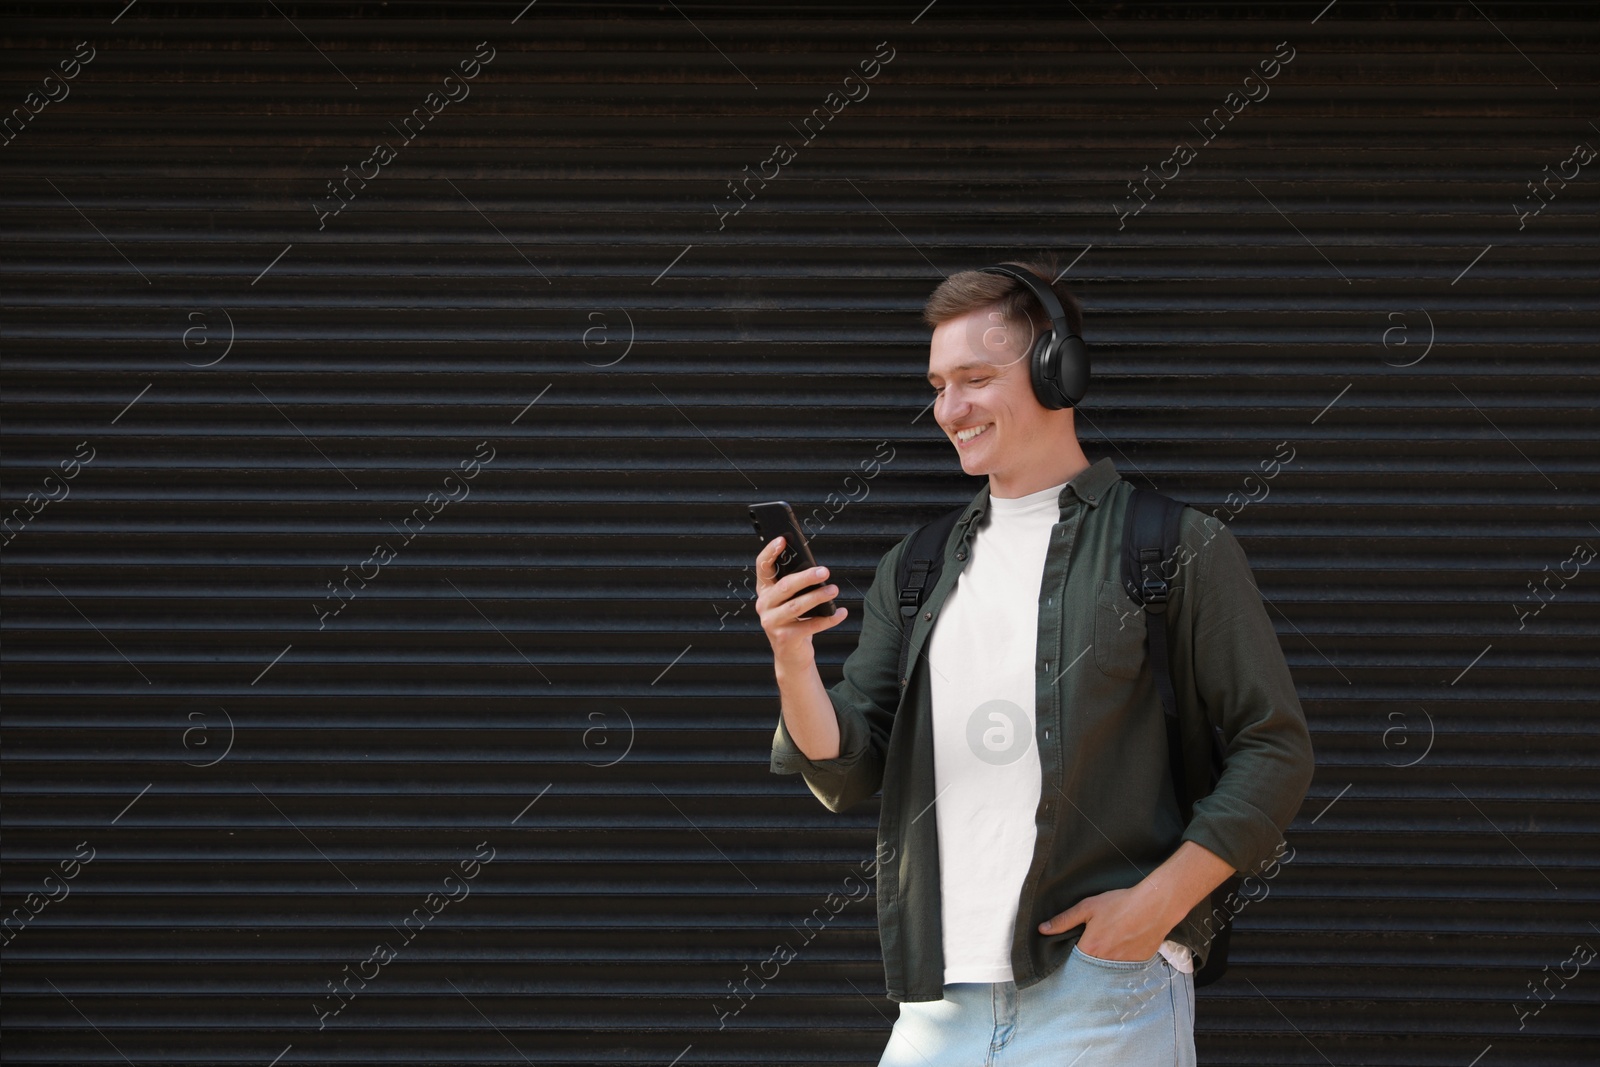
877,945,1196,1067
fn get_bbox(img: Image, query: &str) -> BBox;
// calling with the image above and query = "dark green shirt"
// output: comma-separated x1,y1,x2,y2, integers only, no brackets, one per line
769,457,1315,1002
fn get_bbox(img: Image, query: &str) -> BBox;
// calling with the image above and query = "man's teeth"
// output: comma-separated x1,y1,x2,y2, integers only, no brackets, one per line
957,424,992,443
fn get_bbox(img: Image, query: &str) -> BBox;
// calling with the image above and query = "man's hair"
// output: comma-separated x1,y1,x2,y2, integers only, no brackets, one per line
921,254,1085,345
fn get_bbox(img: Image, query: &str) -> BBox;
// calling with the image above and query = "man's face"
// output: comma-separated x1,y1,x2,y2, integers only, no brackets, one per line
927,304,1051,480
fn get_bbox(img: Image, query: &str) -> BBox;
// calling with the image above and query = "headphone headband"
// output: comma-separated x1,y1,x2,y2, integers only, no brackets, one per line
978,263,1069,346
975,262,1089,410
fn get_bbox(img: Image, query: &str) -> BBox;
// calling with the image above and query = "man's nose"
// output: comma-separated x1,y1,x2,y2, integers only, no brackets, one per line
938,393,973,428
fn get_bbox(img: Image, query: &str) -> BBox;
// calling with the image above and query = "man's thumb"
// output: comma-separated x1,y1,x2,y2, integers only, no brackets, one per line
1039,901,1088,934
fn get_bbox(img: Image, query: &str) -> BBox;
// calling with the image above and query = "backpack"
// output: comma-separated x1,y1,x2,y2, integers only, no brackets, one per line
893,484,1241,986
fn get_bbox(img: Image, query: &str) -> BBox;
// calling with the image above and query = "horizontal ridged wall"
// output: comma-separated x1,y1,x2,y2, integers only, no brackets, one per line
2,3,1596,1063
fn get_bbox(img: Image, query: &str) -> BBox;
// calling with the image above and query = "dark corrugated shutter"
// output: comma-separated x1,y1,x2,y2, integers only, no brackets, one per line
3,3,1596,1063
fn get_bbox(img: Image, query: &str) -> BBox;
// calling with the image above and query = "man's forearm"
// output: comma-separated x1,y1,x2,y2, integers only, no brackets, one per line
1138,840,1236,931
774,653,842,761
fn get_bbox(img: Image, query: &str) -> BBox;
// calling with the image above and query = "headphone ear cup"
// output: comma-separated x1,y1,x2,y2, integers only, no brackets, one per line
1028,332,1062,409
1057,333,1090,408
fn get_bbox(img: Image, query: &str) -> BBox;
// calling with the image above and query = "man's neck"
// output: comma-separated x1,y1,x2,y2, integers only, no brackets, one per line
988,443,1092,500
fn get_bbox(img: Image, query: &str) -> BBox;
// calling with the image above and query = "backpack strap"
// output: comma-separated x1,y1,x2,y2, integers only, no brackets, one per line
895,506,965,690
1123,486,1241,986
1121,486,1191,808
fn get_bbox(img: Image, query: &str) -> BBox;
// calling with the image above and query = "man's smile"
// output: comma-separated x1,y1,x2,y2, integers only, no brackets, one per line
955,422,994,446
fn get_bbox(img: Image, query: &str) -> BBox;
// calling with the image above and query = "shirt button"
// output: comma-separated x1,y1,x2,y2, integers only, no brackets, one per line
1043,728,1051,740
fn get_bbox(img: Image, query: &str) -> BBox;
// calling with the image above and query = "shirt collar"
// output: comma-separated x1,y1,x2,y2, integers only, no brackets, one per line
956,456,1121,544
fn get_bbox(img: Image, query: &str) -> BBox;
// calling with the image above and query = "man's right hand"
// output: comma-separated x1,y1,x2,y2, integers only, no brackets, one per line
756,535,849,665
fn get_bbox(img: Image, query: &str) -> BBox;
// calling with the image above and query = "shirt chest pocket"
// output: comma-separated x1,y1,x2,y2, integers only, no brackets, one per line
1093,579,1148,680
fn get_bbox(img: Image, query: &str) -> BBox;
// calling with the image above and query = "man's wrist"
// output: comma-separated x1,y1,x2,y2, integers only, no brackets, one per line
1131,873,1187,932
1138,841,1236,930
772,650,817,679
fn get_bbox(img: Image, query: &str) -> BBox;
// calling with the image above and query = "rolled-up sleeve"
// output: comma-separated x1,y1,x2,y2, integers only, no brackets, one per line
769,534,909,813
1177,511,1316,876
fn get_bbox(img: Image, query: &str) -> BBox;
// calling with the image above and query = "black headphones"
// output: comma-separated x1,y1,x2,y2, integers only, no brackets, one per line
976,263,1089,410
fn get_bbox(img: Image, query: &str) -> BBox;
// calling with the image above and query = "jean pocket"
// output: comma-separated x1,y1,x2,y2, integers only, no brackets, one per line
1071,944,1161,970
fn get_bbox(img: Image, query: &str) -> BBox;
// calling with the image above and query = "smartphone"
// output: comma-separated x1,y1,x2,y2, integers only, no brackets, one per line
748,501,840,620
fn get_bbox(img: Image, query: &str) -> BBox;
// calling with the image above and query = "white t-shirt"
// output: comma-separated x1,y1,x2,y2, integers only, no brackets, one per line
928,478,1194,983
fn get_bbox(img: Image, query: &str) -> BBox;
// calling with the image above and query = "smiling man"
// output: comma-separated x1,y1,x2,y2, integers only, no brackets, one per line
758,258,1314,1065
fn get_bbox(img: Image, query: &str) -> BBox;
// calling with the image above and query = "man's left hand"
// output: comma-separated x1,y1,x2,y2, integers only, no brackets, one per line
1037,841,1236,962
1037,883,1171,962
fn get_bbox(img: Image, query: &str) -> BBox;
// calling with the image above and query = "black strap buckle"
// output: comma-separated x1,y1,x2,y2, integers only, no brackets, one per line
900,558,934,617
1137,545,1170,608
